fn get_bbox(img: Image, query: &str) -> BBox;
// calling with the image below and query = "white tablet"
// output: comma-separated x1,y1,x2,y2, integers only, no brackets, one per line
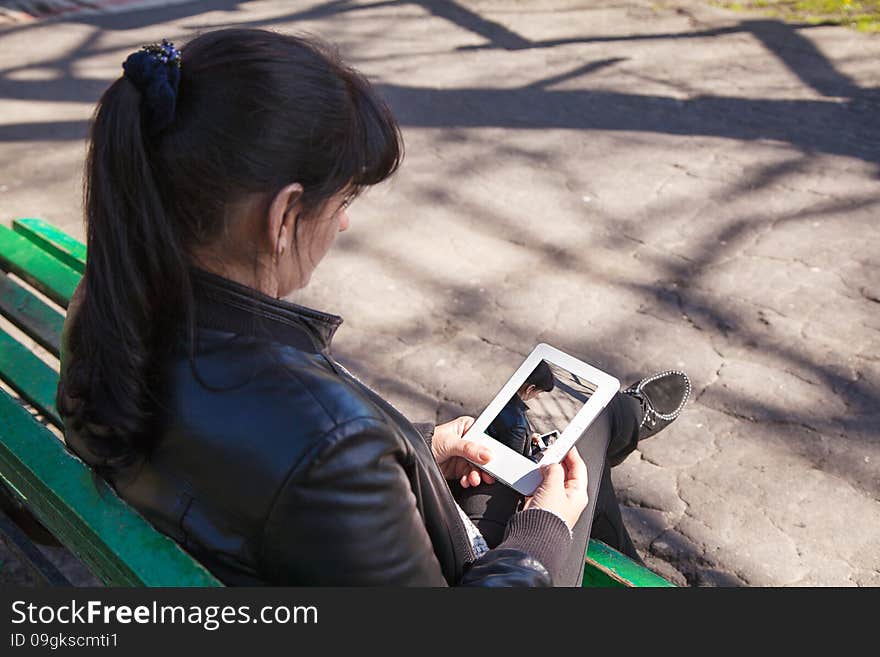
462,343,620,496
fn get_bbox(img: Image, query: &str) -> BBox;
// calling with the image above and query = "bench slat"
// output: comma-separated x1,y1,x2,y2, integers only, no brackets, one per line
0,225,78,308
0,507,72,585
0,272,64,357
0,389,222,586
13,218,86,275
0,328,62,427
583,539,675,587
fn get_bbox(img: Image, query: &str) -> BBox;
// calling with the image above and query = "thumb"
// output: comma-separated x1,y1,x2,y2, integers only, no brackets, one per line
450,439,492,464
456,416,476,433
538,463,564,490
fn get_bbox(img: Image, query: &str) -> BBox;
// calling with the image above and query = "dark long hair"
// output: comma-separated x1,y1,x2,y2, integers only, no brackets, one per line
57,28,402,471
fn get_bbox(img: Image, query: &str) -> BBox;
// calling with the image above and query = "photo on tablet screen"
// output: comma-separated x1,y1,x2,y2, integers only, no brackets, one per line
485,359,598,463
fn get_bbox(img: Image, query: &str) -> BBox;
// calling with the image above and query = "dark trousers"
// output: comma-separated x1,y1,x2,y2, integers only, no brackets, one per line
453,392,643,587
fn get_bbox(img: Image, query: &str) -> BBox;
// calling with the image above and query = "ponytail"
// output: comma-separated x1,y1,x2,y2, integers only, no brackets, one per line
58,75,192,471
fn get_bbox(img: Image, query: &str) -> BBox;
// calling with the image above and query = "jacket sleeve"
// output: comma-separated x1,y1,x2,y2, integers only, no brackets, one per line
410,422,435,450
259,419,567,586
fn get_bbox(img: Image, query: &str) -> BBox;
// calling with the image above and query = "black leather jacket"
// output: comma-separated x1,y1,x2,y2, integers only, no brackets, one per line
487,396,532,456
60,269,572,586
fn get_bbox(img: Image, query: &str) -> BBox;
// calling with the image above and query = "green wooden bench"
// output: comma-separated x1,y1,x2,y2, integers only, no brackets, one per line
0,218,672,588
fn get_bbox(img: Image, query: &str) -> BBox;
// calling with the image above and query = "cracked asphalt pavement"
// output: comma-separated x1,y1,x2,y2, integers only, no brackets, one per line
0,0,877,586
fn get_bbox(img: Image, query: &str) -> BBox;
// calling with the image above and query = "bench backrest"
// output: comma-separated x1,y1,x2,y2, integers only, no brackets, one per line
0,219,221,586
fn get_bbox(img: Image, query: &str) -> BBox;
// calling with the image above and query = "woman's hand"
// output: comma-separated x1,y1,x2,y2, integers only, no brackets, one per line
523,448,588,530
431,416,497,489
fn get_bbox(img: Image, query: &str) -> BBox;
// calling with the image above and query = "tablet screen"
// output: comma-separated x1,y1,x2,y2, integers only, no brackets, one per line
484,359,598,464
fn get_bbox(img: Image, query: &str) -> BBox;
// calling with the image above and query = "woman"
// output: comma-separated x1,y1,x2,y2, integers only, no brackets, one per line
57,29,689,586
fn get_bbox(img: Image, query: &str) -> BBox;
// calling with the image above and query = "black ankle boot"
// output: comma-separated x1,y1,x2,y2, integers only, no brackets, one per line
623,370,691,441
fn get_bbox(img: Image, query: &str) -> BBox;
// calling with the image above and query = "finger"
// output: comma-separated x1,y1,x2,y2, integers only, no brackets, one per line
468,470,481,487
467,466,496,486
453,461,473,480
460,474,470,488
561,448,588,491
450,439,492,464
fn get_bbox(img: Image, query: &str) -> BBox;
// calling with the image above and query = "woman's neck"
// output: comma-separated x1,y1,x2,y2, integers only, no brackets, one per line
189,252,280,299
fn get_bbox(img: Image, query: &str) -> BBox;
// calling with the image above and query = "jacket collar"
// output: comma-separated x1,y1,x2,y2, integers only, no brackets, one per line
190,267,342,353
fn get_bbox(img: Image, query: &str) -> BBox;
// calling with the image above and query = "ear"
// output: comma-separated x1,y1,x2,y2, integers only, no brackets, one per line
266,182,304,258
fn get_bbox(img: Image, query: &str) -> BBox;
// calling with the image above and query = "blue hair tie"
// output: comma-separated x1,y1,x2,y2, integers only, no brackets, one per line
122,39,182,137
